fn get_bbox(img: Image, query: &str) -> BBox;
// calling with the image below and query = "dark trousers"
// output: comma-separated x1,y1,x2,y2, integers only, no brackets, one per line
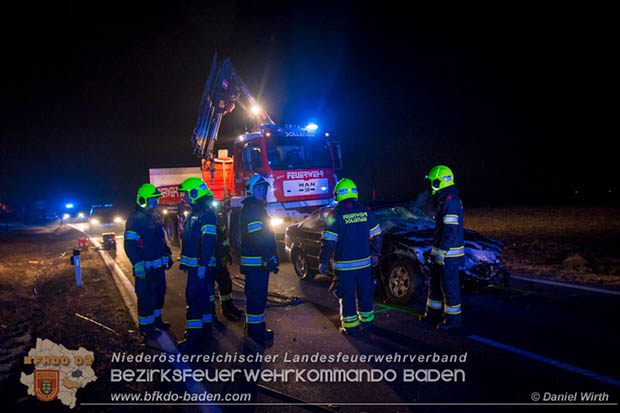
428,259,462,324
241,266,269,332
334,268,375,331
216,265,233,302
151,269,166,322
135,276,157,333
184,268,214,339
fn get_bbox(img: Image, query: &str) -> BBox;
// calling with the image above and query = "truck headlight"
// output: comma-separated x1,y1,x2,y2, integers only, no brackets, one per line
90,218,99,225
114,217,122,223
78,212,85,218
270,217,284,227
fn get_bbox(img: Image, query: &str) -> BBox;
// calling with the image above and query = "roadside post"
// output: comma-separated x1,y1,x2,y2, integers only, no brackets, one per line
70,249,83,286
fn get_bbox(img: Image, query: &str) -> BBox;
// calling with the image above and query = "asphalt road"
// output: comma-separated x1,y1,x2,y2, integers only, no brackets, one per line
76,223,619,411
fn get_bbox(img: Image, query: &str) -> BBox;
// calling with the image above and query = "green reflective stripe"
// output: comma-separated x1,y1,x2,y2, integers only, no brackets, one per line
180,256,198,267
208,256,216,267
321,231,338,241
359,312,375,322
246,313,264,324
139,315,154,325
426,298,443,309
186,319,203,328
162,256,169,264
445,304,462,314
431,247,446,257
369,224,381,237
333,257,371,271
201,224,217,235
153,309,162,317
145,259,163,269
209,295,215,302
342,315,358,322
125,231,140,241
342,318,360,328
248,221,264,233
241,256,262,266
446,247,465,258
220,293,233,301
443,214,459,225
202,314,213,323
134,261,146,277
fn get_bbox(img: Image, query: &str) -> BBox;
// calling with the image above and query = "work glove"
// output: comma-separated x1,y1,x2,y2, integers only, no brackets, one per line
166,255,174,270
434,253,445,266
264,256,279,274
319,262,329,275
198,265,206,279
371,255,380,268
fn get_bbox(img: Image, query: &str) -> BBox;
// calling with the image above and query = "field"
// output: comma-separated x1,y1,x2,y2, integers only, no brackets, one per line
465,205,620,290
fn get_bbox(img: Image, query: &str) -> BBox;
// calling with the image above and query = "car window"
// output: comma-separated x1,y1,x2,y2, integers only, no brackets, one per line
300,210,328,233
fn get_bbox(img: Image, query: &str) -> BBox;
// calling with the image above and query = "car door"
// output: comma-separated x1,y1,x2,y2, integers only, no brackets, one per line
298,209,330,270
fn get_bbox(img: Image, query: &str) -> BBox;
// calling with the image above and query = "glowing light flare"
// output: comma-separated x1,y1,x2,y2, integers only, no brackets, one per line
270,217,284,227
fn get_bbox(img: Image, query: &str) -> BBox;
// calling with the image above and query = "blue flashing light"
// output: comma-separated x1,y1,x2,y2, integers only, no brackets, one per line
304,123,318,132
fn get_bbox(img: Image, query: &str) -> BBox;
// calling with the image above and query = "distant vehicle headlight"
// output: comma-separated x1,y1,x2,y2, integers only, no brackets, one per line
62,213,70,219
90,218,99,225
78,212,85,218
114,217,122,223
212,201,220,208
270,217,284,227
183,211,190,217
163,208,168,215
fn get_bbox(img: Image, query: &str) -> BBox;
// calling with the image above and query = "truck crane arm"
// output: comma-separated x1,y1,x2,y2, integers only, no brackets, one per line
191,53,275,160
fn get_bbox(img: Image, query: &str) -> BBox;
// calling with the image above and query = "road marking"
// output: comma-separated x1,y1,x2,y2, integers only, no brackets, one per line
512,275,620,296
67,225,216,411
468,335,620,387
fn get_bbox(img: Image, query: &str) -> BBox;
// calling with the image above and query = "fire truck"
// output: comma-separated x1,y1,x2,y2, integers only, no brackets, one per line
154,54,343,249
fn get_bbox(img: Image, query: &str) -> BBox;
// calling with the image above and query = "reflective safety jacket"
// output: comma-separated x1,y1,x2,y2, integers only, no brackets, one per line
319,199,383,271
431,185,465,265
239,196,277,269
124,206,172,278
179,206,217,270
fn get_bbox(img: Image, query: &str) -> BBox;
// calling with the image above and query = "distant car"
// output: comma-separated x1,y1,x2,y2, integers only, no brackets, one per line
284,201,505,304
88,204,124,232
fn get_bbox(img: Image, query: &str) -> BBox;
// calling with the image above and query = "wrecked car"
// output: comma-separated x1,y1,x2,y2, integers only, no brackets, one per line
284,201,505,304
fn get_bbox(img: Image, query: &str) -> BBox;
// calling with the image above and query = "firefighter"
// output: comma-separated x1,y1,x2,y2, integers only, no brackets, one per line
124,183,173,341
319,178,382,336
215,212,243,321
240,174,279,343
420,165,465,330
177,177,217,351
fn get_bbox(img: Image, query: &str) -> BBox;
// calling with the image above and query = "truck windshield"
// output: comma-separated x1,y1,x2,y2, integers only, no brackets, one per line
265,135,332,170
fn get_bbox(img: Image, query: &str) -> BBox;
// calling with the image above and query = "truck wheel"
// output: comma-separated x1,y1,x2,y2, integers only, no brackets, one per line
292,249,317,280
383,259,421,304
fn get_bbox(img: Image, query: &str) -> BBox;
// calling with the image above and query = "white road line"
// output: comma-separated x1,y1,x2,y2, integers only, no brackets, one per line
67,225,217,412
512,275,620,296
468,335,620,387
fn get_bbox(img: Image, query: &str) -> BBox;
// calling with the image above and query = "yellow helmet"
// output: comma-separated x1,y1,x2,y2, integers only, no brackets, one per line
426,165,455,195
334,178,358,202
136,183,162,208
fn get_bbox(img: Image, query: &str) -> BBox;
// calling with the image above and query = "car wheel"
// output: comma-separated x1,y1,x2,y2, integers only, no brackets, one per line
292,249,316,280
383,259,419,304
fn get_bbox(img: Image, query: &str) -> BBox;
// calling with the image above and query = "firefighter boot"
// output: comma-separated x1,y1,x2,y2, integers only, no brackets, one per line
437,314,463,331
246,323,274,344
339,326,363,337
221,299,243,321
177,330,202,354
418,308,442,326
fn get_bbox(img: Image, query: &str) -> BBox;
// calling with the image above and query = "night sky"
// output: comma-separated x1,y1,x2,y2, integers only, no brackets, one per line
1,2,615,212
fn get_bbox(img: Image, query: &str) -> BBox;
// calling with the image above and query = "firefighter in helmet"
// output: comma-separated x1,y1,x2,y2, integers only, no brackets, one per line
240,174,279,343
419,165,465,330
124,183,173,341
319,178,382,336
177,177,217,351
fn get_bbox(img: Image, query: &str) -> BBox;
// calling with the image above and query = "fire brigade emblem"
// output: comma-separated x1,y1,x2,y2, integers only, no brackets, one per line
34,370,60,402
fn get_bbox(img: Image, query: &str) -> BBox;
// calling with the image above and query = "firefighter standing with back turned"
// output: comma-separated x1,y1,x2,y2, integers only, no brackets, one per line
419,165,465,330
124,183,174,341
240,174,279,343
319,178,382,336
177,177,218,352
